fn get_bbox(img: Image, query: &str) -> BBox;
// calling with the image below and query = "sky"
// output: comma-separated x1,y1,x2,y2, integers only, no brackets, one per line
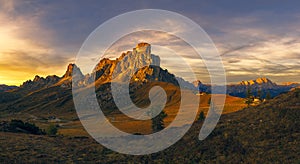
0,0,300,86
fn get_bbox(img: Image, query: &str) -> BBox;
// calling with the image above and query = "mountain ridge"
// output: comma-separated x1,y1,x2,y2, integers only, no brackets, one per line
14,43,194,94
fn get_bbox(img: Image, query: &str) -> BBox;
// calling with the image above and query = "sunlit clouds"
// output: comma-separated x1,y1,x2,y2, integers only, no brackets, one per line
0,0,74,85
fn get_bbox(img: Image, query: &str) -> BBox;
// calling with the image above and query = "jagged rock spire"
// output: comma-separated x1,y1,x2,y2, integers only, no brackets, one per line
63,64,83,79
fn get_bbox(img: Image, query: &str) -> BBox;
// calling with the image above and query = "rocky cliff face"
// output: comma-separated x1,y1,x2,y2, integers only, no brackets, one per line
92,42,161,83
131,65,178,85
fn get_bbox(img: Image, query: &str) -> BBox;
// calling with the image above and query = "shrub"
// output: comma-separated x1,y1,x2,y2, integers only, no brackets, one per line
8,119,44,135
46,124,58,136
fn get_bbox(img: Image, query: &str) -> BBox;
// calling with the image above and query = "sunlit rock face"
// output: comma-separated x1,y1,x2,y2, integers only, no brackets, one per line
90,42,161,83
112,43,160,81
135,42,151,54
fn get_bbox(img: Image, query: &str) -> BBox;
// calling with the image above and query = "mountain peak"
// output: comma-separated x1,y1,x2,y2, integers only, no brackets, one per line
33,75,43,82
255,77,271,84
63,63,83,78
134,42,151,54
136,42,150,47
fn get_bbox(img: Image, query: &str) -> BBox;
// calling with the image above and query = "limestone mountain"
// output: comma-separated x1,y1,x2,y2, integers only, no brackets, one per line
92,42,164,84
80,42,194,89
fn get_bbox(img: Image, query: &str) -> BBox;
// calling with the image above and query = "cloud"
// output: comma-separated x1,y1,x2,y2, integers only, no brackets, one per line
201,9,300,83
0,0,74,85
218,36,300,83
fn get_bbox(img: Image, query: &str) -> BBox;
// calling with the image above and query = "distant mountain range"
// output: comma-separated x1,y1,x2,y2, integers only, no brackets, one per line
195,77,299,98
228,77,299,98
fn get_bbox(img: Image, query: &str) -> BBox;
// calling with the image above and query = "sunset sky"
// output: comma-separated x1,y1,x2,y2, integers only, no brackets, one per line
1,0,300,86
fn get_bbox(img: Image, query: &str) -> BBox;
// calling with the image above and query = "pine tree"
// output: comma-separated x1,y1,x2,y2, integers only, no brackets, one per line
266,91,271,100
246,87,252,98
245,87,253,107
151,111,167,132
257,89,262,100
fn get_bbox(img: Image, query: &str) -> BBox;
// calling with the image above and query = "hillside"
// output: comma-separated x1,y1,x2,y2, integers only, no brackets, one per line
0,88,298,163
0,79,246,135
